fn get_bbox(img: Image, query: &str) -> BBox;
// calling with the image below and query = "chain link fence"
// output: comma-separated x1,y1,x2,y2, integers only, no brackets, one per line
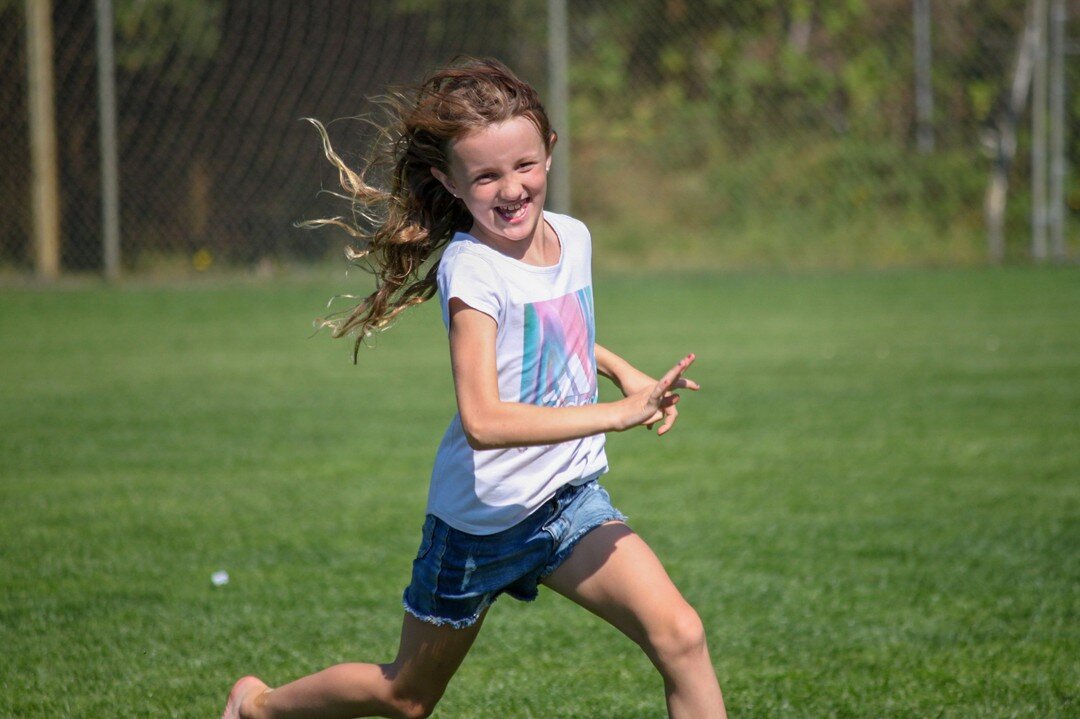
0,0,1073,278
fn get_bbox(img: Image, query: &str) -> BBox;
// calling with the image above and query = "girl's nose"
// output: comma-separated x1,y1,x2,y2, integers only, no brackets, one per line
498,177,524,200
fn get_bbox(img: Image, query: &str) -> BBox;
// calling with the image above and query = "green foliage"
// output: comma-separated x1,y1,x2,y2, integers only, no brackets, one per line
572,0,1027,143
564,1,1048,270
114,0,223,76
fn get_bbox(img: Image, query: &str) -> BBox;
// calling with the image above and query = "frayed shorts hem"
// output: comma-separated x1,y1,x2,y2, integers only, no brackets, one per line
402,596,495,629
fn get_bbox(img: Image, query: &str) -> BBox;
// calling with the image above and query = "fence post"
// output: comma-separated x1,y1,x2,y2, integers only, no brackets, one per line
914,0,935,154
1032,0,1049,261
96,0,121,280
26,0,61,280
547,0,570,214
1048,0,1067,261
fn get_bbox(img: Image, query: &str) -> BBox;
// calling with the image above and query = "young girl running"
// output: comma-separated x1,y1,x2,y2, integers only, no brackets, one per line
223,58,727,719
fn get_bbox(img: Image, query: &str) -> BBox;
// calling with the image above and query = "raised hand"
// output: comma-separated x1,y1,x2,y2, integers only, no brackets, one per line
618,353,700,435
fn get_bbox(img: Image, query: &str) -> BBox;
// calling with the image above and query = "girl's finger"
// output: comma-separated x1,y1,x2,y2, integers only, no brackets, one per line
658,354,695,387
673,377,701,391
659,393,680,408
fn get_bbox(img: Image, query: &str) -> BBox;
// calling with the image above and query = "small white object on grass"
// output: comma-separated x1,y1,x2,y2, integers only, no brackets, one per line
211,570,230,587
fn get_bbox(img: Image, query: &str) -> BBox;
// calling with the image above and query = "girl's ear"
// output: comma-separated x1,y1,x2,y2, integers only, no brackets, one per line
430,166,457,197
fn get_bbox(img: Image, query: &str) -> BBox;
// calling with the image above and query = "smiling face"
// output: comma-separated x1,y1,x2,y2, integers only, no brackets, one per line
431,116,553,256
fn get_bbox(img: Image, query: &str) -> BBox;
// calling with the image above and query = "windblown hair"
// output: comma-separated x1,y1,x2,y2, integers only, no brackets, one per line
304,57,555,362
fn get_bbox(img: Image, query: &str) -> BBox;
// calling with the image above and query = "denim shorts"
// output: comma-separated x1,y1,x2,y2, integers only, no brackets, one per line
402,479,627,629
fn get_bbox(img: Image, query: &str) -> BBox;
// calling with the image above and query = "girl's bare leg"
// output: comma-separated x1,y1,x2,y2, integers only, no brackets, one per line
542,522,727,719
224,611,485,719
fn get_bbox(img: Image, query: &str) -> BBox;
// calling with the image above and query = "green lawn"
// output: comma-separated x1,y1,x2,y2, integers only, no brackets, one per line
1,267,1077,718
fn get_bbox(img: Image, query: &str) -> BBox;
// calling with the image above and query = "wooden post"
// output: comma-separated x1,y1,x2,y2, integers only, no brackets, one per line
26,0,61,280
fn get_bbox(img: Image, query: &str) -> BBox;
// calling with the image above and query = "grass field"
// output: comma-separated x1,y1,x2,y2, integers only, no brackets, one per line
1,267,1077,718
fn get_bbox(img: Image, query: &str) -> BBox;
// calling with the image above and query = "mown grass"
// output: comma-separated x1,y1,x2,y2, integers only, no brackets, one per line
1,267,1077,718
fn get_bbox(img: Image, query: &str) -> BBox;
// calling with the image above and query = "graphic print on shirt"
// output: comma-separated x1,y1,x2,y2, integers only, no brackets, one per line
519,286,597,407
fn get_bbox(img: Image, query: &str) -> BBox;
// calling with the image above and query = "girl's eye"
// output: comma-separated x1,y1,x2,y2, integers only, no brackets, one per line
518,162,537,172
474,173,496,184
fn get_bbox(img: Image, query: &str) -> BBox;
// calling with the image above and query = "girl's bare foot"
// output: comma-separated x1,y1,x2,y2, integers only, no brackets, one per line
222,676,269,719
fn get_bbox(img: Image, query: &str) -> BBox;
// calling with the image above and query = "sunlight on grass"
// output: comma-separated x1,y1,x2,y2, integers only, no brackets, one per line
0,267,1077,717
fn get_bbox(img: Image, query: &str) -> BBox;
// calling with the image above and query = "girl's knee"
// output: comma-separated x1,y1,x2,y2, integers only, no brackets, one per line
648,604,708,666
387,678,447,719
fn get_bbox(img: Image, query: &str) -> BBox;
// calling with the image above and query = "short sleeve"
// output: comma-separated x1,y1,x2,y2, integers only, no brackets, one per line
438,249,503,329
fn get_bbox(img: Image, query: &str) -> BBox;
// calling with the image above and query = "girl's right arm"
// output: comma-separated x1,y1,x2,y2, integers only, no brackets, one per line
448,299,696,450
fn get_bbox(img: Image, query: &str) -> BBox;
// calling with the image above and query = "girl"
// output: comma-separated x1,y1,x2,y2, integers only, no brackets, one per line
224,58,727,719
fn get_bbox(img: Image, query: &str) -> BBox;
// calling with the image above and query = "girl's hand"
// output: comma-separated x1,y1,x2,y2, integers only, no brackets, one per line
617,354,700,436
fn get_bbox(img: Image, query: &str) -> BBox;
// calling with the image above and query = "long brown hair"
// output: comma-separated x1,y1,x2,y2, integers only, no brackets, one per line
304,57,555,362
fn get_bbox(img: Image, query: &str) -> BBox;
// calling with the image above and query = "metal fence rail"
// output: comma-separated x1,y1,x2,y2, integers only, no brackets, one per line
0,0,1072,278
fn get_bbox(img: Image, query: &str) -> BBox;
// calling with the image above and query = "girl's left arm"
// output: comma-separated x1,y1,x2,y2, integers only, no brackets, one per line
595,343,657,397
447,301,695,449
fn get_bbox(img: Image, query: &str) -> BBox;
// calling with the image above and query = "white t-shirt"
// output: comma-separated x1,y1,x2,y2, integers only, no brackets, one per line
428,211,609,534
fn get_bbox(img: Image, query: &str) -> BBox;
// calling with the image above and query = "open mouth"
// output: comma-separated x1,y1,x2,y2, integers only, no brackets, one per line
495,199,529,223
